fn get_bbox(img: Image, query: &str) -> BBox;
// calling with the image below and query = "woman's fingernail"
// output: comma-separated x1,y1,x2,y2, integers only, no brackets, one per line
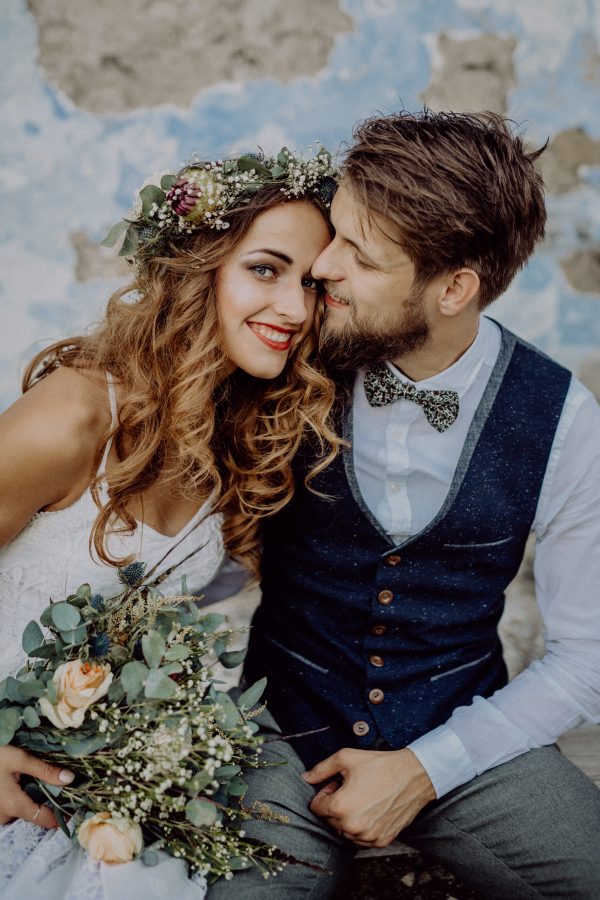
59,769,75,784
300,772,309,780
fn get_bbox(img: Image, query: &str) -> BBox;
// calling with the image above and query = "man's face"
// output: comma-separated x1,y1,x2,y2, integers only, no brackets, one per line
311,183,432,371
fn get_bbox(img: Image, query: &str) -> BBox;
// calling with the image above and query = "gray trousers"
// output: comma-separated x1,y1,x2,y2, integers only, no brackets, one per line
208,704,600,900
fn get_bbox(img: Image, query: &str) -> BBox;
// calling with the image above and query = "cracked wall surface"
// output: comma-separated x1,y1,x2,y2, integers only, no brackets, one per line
27,0,352,113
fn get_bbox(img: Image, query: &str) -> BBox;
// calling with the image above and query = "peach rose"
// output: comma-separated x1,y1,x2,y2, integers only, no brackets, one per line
78,812,143,864
39,660,113,729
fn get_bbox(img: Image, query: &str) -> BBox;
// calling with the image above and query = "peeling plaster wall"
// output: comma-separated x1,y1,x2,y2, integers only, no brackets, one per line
2,0,600,411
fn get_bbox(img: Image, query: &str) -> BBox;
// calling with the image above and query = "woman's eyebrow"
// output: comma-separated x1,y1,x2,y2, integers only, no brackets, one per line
245,248,293,264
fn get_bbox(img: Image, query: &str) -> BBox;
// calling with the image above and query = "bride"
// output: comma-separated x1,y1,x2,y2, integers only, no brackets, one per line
0,148,341,898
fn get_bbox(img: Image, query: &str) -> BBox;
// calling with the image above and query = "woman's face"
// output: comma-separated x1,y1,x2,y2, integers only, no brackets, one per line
216,201,331,379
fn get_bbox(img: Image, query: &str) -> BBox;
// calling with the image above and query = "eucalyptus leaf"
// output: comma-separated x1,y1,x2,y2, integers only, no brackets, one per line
181,575,188,595
195,614,225,634
51,603,81,632
269,165,287,178
53,805,71,837
119,225,139,257
164,644,191,661
46,678,58,705
225,776,247,797
160,173,177,192
17,679,45,699
218,648,248,669
215,764,241,779
236,156,271,176
63,731,108,757
75,584,91,600
60,624,87,645
0,707,20,730
237,677,267,712
214,692,240,730
121,661,148,697
23,706,41,727
38,780,63,797
108,677,126,703
277,148,290,167
0,723,15,747
213,639,227,658
228,856,252,871
0,678,7,702
159,662,182,677
186,797,217,827
100,220,129,248
143,631,165,668
27,643,56,660
6,677,23,703
144,668,176,700
40,604,54,627
22,621,44,654
140,185,166,217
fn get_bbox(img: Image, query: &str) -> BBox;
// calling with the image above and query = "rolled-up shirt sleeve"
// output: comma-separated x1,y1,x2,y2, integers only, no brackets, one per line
409,381,600,799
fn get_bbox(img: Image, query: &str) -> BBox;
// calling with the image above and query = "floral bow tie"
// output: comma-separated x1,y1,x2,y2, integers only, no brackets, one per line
363,363,459,433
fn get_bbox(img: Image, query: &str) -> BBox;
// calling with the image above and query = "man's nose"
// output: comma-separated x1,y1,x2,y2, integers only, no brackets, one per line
311,239,342,282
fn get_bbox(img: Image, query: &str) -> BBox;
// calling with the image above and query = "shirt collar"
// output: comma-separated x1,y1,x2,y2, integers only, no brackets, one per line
385,315,496,400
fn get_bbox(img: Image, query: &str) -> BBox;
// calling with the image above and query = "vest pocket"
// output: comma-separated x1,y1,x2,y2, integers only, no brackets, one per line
264,633,329,674
443,536,513,549
429,650,492,682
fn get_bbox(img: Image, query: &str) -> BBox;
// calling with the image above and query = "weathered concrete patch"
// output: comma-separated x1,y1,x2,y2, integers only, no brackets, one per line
560,245,600,296
539,128,600,195
422,33,516,114
27,0,352,113
70,231,131,282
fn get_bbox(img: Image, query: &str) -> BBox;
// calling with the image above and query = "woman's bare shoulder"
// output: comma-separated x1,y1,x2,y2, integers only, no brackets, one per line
0,368,113,547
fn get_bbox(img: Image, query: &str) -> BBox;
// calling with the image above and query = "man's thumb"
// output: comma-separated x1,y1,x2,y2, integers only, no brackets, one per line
20,753,75,787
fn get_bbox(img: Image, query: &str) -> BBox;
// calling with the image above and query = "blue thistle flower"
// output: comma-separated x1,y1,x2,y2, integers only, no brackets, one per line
133,638,144,661
88,632,111,659
318,176,338,204
243,150,265,162
138,225,158,246
119,561,146,587
90,593,106,612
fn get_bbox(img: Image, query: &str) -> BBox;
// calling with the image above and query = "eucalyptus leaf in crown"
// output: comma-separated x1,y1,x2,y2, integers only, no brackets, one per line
101,144,340,262
0,563,325,885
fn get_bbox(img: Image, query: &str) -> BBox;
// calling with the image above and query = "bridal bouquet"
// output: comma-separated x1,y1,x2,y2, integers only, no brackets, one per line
0,562,298,885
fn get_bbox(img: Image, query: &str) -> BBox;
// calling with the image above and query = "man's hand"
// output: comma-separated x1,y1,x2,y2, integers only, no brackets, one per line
0,745,74,828
301,747,436,848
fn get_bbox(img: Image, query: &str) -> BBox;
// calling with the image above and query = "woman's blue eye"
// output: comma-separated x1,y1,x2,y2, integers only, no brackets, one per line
253,265,276,277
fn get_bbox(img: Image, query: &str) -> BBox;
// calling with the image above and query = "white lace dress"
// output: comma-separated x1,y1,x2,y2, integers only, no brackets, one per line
0,377,226,900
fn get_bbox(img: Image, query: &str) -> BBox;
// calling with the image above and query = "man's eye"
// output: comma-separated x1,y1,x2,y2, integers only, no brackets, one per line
354,253,370,270
302,277,319,291
252,265,276,278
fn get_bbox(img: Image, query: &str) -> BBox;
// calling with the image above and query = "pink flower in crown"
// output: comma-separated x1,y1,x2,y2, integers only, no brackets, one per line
167,167,223,223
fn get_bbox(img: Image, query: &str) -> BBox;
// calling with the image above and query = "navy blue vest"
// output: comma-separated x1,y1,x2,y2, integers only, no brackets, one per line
244,325,572,770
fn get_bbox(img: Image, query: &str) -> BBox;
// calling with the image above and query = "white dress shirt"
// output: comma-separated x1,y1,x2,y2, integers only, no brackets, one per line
352,315,600,798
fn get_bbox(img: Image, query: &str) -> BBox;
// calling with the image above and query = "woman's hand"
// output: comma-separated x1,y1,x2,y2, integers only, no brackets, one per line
0,745,74,828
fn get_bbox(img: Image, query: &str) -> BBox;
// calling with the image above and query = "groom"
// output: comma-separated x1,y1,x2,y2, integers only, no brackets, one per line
211,111,600,900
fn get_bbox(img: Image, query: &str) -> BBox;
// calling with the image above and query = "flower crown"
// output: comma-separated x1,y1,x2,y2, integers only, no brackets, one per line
101,143,339,260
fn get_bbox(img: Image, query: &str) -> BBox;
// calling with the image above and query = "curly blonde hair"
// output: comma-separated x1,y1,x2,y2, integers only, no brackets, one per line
23,185,343,578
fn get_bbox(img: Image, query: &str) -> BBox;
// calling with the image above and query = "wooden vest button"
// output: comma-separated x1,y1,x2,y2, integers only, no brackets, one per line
386,555,402,566
371,624,387,636
352,720,370,736
369,689,384,705
377,590,393,605
369,654,384,667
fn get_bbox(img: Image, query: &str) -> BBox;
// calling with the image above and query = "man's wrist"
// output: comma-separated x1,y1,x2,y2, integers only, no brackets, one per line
407,725,476,798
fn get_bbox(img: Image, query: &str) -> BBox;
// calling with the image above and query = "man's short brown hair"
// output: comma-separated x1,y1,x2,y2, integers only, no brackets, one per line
343,111,547,308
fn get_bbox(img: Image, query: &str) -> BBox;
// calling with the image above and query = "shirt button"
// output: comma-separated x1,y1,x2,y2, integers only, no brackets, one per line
369,689,384,705
353,720,370,736
378,590,393,605
371,624,387,636
370,654,384,667
386,555,402,566
389,483,401,493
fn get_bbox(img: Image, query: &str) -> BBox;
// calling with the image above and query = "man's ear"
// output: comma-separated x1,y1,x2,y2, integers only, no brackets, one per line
438,268,480,317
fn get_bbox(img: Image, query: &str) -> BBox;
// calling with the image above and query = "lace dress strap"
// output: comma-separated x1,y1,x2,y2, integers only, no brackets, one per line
99,372,118,474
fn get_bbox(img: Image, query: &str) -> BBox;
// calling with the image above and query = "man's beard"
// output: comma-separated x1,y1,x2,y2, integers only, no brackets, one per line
319,281,430,371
